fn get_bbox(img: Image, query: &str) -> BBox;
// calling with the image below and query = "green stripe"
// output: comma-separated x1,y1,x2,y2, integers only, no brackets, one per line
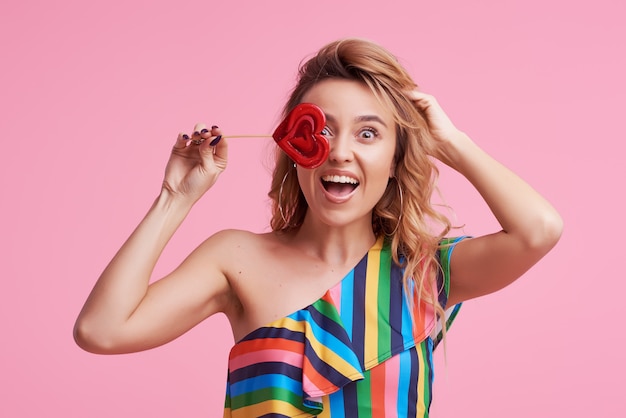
377,241,392,358
229,386,317,413
312,296,342,326
356,370,373,417
438,238,457,297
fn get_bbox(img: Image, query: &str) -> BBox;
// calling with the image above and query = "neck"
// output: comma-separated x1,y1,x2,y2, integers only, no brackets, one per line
290,213,377,267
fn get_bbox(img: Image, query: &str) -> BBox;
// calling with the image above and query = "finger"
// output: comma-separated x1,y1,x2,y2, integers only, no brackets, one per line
209,125,221,136
404,88,419,98
406,89,432,102
192,123,207,145
173,133,190,149
198,124,221,141
209,134,223,147
199,128,211,139
197,134,227,165
200,125,220,142
211,136,228,167
192,122,207,136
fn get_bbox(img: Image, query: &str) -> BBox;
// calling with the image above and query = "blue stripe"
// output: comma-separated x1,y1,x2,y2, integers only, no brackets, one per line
396,348,412,416
303,302,353,346
340,269,355,340
301,337,360,393
400,280,413,345
230,373,301,399
289,309,360,368
328,388,346,418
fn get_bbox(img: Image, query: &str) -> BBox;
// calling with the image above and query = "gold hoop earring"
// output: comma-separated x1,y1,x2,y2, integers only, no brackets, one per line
388,178,404,236
278,163,296,225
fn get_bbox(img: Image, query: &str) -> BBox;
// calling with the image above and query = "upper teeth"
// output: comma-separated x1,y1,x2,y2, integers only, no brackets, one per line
322,175,359,184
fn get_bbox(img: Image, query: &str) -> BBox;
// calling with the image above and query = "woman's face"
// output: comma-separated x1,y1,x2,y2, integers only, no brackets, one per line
297,78,397,229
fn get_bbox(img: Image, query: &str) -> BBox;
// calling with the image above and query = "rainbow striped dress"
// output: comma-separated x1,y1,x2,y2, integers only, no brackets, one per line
223,236,465,417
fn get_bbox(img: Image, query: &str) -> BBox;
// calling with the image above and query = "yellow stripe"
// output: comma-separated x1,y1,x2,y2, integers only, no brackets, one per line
231,399,311,418
415,343,427,416
363,237,383,362
312,343,362,379
316,396,332,418
270,315,305,333
276,317,363,379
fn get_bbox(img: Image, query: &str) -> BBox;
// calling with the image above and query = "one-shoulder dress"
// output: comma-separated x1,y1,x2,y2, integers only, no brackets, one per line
224,236,467,418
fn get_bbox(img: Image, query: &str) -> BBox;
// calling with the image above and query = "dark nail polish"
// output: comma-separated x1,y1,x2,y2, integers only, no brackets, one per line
209,135,223,146
182,134,190,140
201,128,209,134
211,125,219,129
193,131,200,136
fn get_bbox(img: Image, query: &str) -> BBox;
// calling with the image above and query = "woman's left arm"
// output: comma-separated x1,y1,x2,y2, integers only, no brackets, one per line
409,91,563,306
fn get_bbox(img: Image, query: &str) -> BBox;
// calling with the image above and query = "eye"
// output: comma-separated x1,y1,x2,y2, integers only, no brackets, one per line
358,127,379,141
320,126,331,136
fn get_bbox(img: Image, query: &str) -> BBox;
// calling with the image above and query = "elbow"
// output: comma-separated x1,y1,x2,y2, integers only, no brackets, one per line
542,210,564,248
527,210,564,253
73,318,120,355
73,318,101,353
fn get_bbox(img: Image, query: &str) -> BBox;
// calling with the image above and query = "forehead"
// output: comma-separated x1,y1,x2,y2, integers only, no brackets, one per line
300,79,394,125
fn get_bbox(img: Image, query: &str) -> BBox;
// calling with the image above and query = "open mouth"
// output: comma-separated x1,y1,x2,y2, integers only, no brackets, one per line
321,175,360,197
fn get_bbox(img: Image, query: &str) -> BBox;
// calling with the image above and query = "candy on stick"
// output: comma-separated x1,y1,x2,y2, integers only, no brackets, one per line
224,103,329,169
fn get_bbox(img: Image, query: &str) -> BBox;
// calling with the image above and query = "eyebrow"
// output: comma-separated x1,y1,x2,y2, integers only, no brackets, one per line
325,114,388,128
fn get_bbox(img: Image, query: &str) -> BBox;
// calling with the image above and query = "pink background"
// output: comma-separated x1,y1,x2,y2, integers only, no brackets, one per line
1,0,624,416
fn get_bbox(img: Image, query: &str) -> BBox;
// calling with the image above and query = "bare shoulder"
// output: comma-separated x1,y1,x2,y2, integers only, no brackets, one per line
194,228,284,295
201,230,315,340
196,228,280,268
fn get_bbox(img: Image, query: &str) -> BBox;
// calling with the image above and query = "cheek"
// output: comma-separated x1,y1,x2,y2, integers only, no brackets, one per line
296,170,317,200
379,139,397,177
369,150,396,179
368,161,395,196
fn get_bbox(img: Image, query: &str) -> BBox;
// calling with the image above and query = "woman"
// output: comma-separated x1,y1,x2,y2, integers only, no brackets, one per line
74,39,563,417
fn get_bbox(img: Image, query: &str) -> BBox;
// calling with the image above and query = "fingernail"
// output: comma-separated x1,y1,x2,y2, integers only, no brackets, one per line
201,128,209,134
211,125,219,129
182,134,190,140
209,135,222,146
193,131,200,136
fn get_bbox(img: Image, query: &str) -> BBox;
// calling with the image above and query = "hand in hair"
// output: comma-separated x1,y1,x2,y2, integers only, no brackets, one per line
406,89,470,168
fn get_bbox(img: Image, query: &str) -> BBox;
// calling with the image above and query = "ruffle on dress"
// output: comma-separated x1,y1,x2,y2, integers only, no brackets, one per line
223,236,467,418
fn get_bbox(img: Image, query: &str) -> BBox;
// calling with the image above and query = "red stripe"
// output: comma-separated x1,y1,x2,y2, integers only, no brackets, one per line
370,360,386,417
302,355,338,395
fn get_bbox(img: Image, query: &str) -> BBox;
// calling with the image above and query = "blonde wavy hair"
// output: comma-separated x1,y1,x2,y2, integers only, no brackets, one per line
268,38,453,327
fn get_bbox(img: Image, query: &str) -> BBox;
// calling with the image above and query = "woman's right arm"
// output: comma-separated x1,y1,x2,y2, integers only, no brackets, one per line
74,125,232,354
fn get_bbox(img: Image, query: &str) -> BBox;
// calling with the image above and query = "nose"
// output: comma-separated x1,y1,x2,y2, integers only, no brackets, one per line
328,134,353,164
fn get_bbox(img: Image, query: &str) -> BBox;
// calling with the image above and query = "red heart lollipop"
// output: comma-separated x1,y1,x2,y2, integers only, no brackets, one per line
272,103,329,169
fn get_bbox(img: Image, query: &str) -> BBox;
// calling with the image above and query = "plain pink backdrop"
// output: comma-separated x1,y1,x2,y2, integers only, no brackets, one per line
1,0,624,416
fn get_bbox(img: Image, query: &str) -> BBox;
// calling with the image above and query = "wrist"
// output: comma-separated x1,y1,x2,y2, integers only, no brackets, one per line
153,189,196,216
436,131,476,167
